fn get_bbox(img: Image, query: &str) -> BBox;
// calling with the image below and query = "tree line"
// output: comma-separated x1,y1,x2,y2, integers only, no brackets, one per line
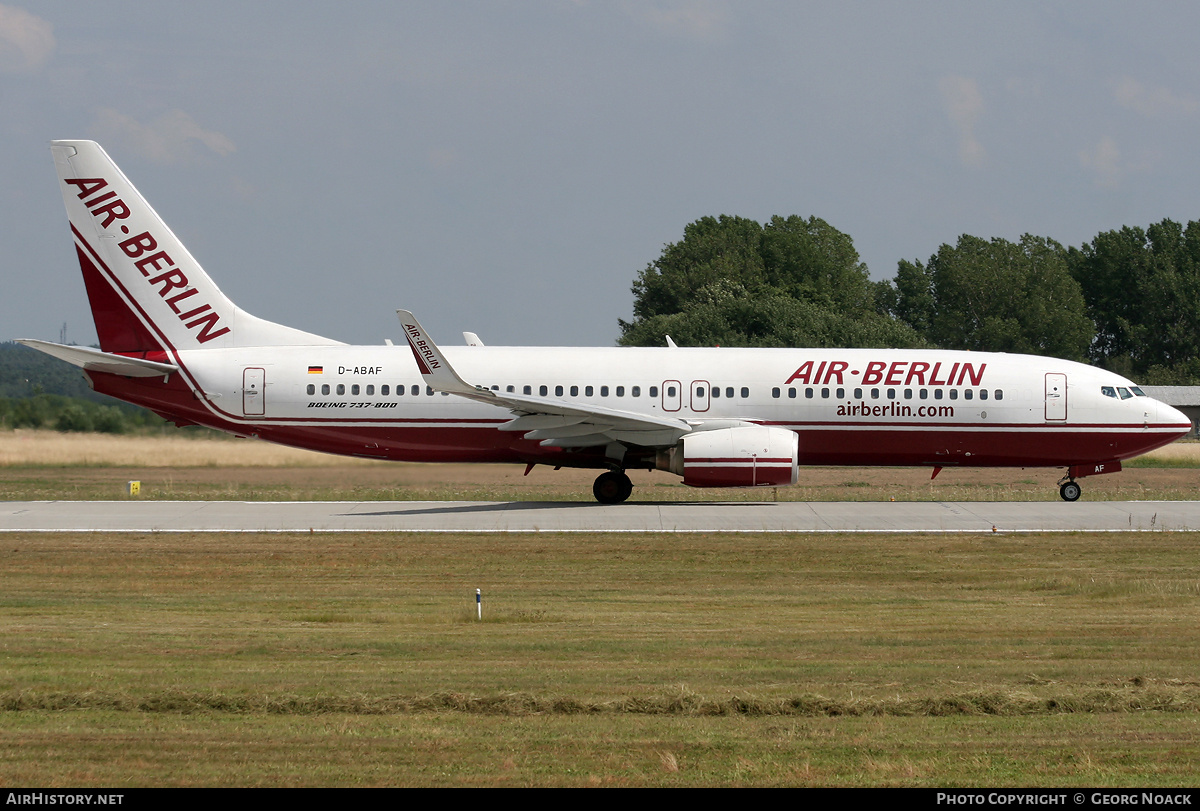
619,215,1200,384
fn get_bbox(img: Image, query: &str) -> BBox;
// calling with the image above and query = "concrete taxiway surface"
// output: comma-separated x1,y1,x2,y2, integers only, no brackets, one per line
3,500,1199,532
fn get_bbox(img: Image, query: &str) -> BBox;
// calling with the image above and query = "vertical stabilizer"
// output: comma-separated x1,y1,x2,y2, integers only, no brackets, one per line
51,140,339,352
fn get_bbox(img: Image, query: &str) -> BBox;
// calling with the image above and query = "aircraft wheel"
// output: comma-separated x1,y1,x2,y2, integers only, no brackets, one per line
1059,481,1082,502
593,471,633,504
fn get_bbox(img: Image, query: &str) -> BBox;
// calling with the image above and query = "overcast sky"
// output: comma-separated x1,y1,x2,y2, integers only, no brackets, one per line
3,1,1199,348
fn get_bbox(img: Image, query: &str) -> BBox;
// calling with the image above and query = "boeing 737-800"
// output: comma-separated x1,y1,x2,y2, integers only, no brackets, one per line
19,141,1192,502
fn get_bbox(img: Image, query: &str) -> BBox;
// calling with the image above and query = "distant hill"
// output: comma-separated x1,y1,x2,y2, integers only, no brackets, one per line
0,341,105,400
0,341,113,401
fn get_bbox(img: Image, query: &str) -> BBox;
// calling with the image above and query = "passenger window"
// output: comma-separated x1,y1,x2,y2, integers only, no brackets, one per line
506,385,514,393
854,388,862,399
949,389,958,400
904,388,912,399
789,388,798,398
540,385,548,396
337,384,346,396
772,387,780,398
555,385,563,396
396,385,404,396
570,386,579,396
411,385,419,396
836,388,844,399
632,386,640,397
426,386,434,396
979,389,987,401
963,389,972,400
306,384,315,395
697,386,705,398
524,385,532,395
616,386,625,397
351,384,360,396
887,388,895,399
366,385,374,395
586,386,594,396
919,389,927,400
805,388,813,399
381,385,390,395
321,384,330,395
726,387,735,399
601,386,609,397
934,389,943,400
995,390,1003,400
712,387,721,398
667,386,676,397
649,386,658,397
871,388,879,399
740,387,749,398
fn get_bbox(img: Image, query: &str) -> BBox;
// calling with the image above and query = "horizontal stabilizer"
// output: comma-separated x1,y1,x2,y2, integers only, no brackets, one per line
17,339,178,378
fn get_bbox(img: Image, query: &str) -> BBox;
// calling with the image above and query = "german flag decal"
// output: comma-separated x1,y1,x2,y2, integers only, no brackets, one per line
308,365,323,374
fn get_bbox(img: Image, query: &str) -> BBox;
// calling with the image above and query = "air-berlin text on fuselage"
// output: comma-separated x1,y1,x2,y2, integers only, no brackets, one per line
403,324,440,372
64,177,231,344
785,359,986,387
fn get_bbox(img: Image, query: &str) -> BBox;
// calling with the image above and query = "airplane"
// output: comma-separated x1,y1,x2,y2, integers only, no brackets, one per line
19,140,1193,503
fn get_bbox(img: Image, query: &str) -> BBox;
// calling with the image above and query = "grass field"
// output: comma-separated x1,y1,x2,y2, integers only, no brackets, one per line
1,429,1198,502
3,431,1200,786
3,528,1200,786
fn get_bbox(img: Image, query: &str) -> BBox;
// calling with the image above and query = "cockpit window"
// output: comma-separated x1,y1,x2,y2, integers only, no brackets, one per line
1101,386,1117,398
1118,387,1133,400
1131,387,1146,397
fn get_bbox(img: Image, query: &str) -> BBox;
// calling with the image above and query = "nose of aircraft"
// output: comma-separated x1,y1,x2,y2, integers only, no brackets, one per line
1153,399,1193,437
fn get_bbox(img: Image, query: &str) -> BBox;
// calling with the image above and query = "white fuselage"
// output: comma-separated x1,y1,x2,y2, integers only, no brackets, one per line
127,344,1187,470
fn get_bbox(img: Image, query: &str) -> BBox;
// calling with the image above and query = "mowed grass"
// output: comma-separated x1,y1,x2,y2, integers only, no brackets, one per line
1,430,1199,502
2,530,1200,786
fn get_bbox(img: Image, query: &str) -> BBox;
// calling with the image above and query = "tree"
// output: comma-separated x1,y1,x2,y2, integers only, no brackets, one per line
1068,219,1200,381
620,215,922,348
885,234,1092,360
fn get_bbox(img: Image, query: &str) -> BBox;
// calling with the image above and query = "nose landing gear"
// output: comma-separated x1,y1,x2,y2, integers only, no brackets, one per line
1057,461,1121,502
593,470,633,504
1058,478,1082,502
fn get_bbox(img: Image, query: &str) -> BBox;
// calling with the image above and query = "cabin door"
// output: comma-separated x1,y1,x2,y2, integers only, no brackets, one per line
243,367,265,416
690,380,710,412
1045,373,1067,421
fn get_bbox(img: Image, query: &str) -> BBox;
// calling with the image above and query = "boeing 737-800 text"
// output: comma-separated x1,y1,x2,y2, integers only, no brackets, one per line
20,141,1191,502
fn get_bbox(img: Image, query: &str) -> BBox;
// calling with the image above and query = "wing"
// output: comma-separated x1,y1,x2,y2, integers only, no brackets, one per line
395,310,691,449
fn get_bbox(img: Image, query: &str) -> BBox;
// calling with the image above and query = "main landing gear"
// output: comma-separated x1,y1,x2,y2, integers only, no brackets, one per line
593,470,633,504
1058,476,1082,502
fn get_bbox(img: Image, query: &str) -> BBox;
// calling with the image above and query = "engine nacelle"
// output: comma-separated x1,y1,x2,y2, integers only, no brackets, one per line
655,425,799,488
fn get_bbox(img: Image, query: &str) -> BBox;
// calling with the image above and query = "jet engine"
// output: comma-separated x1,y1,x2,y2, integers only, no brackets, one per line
655,424,799,488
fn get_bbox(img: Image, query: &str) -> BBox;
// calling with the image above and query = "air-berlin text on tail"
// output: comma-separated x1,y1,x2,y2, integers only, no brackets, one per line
64,177,231,344
403,324,441,373
785,359,987,387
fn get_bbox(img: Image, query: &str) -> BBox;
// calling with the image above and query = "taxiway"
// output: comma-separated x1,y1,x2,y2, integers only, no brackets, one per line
3,500,1199,532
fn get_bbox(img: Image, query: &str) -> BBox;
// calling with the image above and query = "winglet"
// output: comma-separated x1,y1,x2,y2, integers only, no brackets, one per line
396,310,486,397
